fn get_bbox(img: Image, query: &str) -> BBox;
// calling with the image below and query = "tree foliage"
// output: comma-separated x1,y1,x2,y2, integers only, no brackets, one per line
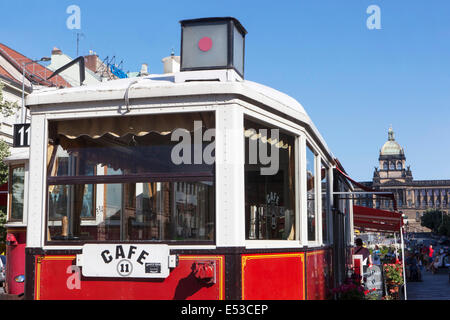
0,82,20,117
0,210,6,254
0,140,7,253
0,139,10,185
421,209,450,236
0,83,14,253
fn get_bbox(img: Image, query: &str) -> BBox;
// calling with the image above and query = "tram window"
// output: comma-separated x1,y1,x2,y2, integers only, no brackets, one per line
48,184,95,221
321,162,330,243
306,145,316,242
46,112,215,243
48,161,96,221
244,119,296,240
47,181,214,241
9,165,25,221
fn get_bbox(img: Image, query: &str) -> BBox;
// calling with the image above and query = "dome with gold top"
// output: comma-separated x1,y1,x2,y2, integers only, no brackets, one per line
380,127,404,156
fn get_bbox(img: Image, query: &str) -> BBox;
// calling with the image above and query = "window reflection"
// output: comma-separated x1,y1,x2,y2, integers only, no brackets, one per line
10,166,25,221
244,119,296,240
46,112,216,243
48,181,214,241
321,162,329,243
307,146,316,241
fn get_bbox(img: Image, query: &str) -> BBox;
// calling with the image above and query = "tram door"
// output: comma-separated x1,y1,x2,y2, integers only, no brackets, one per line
332,173,350,286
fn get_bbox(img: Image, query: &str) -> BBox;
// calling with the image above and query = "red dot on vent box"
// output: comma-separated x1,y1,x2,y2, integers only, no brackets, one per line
198,37,213,52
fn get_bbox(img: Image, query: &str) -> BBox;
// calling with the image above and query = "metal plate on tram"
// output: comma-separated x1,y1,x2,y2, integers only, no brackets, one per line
76,244,176,278
13,123,31,147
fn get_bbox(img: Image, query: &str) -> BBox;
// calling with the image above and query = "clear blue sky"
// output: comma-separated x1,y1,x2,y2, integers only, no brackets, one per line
1,0,449,181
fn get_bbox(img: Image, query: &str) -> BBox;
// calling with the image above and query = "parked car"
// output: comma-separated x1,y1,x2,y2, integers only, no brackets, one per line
0,255,6,286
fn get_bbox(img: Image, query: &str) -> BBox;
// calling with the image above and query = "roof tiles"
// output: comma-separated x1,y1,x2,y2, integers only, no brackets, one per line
0,43,71,88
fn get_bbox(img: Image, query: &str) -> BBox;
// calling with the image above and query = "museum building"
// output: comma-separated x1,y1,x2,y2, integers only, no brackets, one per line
356,127,450,232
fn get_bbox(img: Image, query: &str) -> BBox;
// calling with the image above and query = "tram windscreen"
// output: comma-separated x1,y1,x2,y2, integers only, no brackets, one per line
46,112,215,243
244,118,296,240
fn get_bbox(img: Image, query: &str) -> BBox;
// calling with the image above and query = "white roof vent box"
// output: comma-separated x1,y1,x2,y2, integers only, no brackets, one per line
178,17,247,82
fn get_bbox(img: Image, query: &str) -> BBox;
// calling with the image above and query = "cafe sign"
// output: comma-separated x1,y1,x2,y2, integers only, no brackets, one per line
76,244,178,279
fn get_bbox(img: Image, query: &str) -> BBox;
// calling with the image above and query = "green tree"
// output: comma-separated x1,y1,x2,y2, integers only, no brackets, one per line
437,214,450,237
0,139,10,185
421,209,449,236
0,83,15,254
0,210,6,254
0,82,20,117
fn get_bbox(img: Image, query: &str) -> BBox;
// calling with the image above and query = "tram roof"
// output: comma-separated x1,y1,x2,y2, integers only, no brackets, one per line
26,73,336,164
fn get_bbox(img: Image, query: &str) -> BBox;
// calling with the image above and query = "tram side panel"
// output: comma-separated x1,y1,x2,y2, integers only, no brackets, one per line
241,252,306,300
306,249,333,300
32,254,225,300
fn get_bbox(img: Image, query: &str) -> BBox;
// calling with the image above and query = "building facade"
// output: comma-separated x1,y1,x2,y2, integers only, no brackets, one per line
356,127,450,232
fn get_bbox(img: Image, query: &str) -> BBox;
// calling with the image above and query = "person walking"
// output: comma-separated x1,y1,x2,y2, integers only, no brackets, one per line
426,245,434,271
430,251,441,274
353,238,373,266
372,245,381,265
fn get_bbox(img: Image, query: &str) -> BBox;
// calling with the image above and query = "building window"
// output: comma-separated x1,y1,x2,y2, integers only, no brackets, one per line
9,165,25,221
389,162,395,170
383,161,388,170
397,162,402,170
46,112,216,243
245,118,297,240
307,145,316,242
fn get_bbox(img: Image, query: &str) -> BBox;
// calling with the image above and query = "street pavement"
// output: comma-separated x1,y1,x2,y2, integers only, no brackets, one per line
406,267,450,300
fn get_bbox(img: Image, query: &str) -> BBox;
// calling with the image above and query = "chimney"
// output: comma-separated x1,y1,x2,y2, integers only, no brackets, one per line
84,55,98,73
140,63,149,76
162,54,180,74
52,47,63,55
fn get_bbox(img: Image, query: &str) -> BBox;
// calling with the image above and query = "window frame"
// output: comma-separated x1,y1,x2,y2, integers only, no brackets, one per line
242,114,300,246
242,109,303,249
306,142,319,245
321,161,332,245
8,164,25,222
44,111,217,246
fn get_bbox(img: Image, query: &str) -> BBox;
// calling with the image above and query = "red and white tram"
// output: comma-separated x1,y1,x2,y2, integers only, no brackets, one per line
6,17,355,300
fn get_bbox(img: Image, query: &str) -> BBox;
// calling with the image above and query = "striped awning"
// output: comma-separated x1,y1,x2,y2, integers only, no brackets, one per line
353,205,403,233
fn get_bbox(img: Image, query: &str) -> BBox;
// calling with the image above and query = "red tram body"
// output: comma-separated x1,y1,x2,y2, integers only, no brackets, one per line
5,17,355,300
